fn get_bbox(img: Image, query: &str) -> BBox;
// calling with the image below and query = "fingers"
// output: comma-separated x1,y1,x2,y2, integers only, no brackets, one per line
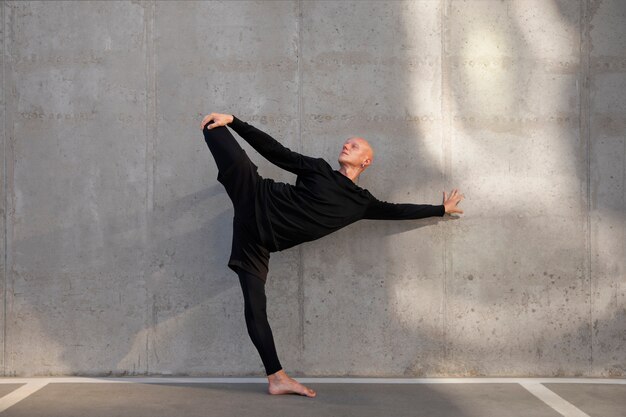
207,119,225,130
200,113,216,130
447,188,465,201
200,115,210,130
444,190,464,200
205,113,229,130
442,189,465,215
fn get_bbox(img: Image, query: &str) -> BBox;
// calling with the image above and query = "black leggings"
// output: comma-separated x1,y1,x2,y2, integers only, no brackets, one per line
237,268,283,376
203,124,281,375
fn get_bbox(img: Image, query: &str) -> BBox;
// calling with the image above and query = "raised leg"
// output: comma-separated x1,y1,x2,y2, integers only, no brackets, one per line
202,124,246,173
203,124,259,209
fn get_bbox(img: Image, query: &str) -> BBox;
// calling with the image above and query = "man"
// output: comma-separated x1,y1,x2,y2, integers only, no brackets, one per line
200,112,464,397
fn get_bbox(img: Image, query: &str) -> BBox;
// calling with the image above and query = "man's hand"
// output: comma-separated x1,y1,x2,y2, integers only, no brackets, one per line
443,188,464,215
200,113,234,130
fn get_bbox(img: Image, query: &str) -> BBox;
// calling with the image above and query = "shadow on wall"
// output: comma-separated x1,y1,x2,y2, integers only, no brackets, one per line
298,0,623,378
8,0,624,377
11,182,243,375
393,0,625,377
439,0,591,375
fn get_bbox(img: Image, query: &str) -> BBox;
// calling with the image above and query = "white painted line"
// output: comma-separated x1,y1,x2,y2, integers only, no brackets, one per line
520,382,591,417
276,377,626,385
0,382,48,413
0,377,622,385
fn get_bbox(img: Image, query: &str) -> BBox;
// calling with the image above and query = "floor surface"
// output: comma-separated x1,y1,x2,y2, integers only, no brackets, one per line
0,377,623,417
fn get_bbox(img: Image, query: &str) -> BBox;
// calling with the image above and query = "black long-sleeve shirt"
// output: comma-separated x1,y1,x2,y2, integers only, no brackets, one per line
227,116,445,252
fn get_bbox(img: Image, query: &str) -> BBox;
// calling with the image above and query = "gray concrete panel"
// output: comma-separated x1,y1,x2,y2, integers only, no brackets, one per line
0,0,623,378
588,0,626,378
300,1,446,376
5,1,150,375
149,1,301,375
1,0,7,375
444,0,591,376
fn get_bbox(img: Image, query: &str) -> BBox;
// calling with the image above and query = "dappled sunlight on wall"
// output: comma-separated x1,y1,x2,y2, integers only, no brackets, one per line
397,0,445,189
457,28,516,115
4,0,623,378
389,0,599,376
446,0,582,215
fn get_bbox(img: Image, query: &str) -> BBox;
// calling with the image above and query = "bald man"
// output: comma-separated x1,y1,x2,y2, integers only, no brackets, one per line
200,113,464,397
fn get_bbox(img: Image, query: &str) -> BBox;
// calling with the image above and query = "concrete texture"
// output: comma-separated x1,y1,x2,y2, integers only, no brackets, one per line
0,385,23,398
2,378,626,417
0,0,624,377
445,0,588,377
2,383,564,417
544,382,626,417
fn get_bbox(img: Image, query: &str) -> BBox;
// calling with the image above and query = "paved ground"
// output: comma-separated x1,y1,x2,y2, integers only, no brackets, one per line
0,377,623,416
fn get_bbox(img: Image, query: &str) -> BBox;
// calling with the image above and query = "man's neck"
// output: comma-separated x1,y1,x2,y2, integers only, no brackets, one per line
338,165,361,184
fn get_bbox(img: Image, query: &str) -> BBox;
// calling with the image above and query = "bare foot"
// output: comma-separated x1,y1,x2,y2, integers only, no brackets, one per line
267,369,316,397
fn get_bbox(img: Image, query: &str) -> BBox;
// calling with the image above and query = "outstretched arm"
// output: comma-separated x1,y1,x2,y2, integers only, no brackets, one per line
364,198,445,220
363,189,464,220
201,113,318,175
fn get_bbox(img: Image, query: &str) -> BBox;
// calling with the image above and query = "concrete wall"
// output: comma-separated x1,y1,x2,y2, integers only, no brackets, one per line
0,0,623,377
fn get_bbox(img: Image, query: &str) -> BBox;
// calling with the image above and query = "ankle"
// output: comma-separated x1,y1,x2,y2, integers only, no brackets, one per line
267,369,287,381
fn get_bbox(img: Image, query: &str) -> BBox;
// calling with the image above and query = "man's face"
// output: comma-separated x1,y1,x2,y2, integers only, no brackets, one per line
338,137,372,168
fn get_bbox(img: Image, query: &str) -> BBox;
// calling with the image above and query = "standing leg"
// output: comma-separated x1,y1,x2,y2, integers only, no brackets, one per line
237,269,316,397
237,268,283,376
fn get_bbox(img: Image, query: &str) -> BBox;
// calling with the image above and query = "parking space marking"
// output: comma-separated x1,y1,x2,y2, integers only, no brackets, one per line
520,382,591,417
0,382,48,413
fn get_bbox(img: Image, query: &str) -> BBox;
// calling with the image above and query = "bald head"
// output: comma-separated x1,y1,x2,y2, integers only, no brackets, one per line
338,136,374,172
351,136,374,166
